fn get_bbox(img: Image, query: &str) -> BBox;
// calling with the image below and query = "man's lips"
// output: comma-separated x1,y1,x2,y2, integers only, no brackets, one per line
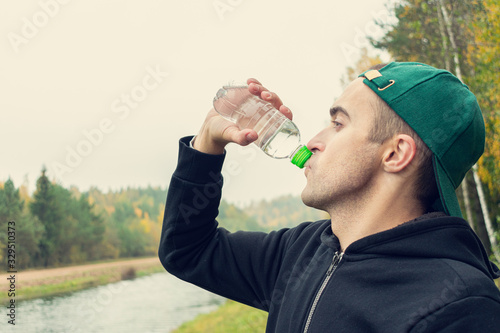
305,157,313,169
304,160,312,175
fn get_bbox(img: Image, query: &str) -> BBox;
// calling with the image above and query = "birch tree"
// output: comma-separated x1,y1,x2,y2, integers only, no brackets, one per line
435,4,475,230
438,0,499,262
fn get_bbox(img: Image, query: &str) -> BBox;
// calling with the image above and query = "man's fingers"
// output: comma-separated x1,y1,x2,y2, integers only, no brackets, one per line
248,82,264,95
261,90,283,107
248,82,285,111
280,105,293,121
247,78,262,86
247,78,293,120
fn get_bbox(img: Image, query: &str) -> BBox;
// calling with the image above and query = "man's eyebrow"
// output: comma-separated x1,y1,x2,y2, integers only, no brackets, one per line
329,106,350,119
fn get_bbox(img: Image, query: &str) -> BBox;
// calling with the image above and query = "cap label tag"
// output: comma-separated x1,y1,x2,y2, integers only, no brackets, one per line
364,70,382,81
362,69,394,91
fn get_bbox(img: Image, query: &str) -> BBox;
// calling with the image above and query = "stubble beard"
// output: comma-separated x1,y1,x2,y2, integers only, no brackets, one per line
301,146,379,216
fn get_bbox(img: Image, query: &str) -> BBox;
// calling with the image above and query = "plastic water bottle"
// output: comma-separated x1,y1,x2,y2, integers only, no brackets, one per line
213,84,312,168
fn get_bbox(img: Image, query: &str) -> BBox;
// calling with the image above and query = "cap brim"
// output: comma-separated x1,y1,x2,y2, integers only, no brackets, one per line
433,155,463,218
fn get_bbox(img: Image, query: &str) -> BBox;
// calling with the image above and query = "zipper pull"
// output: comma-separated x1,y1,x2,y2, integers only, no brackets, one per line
326,251,343,276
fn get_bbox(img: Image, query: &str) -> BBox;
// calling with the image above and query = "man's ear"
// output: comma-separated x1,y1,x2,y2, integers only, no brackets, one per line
382,134,417,173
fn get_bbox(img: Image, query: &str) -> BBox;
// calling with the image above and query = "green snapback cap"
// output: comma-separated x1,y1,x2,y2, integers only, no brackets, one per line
359,62,485,217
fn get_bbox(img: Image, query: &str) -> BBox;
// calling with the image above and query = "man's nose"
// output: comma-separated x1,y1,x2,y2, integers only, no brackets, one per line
306,129,327,153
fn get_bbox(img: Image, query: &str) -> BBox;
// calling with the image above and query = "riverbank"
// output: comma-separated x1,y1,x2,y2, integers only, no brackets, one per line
172,300,268,333
0,256,164,304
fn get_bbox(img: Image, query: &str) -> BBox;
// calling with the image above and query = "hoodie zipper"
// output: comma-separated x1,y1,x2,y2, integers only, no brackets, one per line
303,251,344,333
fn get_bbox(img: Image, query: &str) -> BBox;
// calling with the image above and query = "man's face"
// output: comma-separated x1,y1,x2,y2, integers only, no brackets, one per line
301,78,384,213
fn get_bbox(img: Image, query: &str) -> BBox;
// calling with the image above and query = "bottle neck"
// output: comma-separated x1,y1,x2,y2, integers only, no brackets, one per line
290,144,304,158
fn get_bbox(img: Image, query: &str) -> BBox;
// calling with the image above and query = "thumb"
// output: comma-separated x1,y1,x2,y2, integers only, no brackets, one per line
233,129,258,146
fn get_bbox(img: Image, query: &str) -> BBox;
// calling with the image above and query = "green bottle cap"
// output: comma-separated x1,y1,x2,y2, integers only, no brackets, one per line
291,145,312,169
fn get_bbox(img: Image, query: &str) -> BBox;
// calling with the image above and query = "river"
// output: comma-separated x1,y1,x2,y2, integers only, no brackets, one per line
2,272,225,333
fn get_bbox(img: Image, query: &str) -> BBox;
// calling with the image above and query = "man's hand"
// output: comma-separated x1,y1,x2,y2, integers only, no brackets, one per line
192,78,293,155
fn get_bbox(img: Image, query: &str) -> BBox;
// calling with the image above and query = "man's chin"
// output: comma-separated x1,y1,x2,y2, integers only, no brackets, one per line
301,190,319,209
301,188,332,215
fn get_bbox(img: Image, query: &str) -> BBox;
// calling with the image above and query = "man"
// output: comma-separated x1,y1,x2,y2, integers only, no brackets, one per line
159,62,500,332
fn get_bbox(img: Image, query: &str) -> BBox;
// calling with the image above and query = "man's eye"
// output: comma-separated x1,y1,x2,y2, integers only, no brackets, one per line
331,121,342,128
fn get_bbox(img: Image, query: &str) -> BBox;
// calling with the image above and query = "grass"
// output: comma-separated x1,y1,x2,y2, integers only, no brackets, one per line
17,274,119,301
135,264,165,277
172,300,268,333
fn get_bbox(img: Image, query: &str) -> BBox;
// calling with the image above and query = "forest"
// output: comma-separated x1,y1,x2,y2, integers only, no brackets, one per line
0,168,323,270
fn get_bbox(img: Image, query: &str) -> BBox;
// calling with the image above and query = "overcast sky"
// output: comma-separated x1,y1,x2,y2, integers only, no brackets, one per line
1,0,394,206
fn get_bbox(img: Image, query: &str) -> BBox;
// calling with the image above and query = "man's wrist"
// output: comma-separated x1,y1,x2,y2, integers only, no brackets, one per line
192,133,226,155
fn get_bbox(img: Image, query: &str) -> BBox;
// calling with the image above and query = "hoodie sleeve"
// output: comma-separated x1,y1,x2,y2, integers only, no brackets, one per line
158,136,295,311
411,295,500,332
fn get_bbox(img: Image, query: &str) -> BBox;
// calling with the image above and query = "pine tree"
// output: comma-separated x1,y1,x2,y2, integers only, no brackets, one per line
0,179,23,221
30,167,63,267
0,179,44,268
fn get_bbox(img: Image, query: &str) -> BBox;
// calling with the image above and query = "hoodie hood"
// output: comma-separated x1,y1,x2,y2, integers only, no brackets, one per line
321,213,500,280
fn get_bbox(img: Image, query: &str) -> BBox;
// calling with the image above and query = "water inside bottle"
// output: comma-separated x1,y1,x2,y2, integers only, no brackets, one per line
258,119,301,159
214,86,302,159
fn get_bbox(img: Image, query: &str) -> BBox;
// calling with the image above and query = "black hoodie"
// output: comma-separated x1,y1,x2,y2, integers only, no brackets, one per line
159,137,500,332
